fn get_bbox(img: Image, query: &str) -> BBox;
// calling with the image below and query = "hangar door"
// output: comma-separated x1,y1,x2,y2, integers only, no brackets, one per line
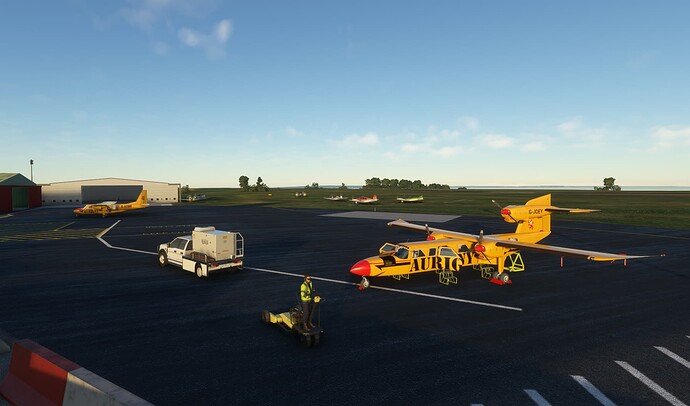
81,185,143,204
12,187,29,209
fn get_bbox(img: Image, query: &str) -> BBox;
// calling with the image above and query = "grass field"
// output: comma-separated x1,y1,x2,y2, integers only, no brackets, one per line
186,188,690,230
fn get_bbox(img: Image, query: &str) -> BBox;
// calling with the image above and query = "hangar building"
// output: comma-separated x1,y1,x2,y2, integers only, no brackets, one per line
0,173,42,213
41,178,181,205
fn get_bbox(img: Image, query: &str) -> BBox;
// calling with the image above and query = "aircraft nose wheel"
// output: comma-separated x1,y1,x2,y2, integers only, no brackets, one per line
358,277,370,290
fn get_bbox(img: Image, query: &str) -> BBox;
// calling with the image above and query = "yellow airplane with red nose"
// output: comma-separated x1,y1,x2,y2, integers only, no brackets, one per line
350,194,651,288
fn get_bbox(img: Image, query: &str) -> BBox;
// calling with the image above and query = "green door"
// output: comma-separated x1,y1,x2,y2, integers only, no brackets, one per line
12,187,29,209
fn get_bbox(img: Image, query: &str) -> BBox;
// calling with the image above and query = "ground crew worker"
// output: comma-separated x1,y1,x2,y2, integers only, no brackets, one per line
301,275,315,329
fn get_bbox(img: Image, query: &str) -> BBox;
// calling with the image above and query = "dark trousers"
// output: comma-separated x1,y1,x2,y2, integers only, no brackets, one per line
302,300,312,326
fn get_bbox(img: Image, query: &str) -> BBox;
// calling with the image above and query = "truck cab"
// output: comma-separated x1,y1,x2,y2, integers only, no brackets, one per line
164,236,193,266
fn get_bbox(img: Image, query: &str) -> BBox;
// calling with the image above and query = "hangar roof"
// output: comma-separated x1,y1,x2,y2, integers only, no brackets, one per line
41,177,180,186
0,173,36,186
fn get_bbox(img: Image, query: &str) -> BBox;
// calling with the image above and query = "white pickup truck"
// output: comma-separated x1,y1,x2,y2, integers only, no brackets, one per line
157,226,244,278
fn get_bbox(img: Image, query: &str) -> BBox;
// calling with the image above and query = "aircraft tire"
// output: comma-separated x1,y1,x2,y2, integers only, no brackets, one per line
313,333,320,347
158,251,168,267
499,272,510,283
262,310,271,323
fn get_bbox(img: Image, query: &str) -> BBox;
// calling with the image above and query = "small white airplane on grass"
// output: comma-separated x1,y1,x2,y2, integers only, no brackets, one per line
325,195,348,201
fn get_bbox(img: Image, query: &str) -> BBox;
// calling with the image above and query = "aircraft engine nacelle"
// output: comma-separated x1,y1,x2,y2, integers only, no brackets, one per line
471,242,506,260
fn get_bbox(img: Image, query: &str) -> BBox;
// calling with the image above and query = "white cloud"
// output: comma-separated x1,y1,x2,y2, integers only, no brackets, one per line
336,132,379,147
557,118,581,133
178,19,233,59
521,141,546,151
460,116,479,130
285,126,304,137
151,41,170,55
478,133,514,149
652,126,690,148
121,0,217,30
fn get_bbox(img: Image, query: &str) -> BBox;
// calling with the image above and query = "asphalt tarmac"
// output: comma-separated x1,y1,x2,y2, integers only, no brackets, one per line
1,205,689,405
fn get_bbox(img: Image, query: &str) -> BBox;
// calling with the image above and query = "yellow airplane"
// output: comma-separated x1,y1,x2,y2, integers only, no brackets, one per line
350,194,651,288
74,190,149,217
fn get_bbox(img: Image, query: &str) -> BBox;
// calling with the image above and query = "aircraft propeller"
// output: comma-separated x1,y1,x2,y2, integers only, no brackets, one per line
492,199,519,223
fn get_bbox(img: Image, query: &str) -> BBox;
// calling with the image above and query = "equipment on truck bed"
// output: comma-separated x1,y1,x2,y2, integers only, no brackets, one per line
262,296,324,348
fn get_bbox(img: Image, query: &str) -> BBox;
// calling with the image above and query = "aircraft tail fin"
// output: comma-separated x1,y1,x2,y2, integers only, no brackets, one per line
135,190,148,207
500,194,598,236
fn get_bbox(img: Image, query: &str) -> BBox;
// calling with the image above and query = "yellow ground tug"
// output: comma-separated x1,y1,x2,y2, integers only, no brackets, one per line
262,296,324,348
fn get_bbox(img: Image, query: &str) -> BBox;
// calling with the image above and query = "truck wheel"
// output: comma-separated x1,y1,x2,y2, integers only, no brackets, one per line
158,251,168,267
195,264,204,278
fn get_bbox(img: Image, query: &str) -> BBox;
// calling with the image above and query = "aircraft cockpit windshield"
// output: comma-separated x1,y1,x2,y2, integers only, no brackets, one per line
380,243,396,254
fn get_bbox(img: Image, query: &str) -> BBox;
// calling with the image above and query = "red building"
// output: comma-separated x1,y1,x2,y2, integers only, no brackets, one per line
0,173,42,214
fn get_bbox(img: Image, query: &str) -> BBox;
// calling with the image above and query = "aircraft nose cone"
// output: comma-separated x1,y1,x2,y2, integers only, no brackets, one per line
350,259,371,276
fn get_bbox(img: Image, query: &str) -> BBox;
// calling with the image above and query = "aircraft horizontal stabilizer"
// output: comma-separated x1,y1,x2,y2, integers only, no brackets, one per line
546,207,599,214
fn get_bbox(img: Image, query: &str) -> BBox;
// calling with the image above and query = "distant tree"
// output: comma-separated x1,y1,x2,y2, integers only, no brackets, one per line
254,176,270,192
412,180,424,189
181,185,190,196
398,179,412,189
389,179,399,189
381,178,392,189
595,177,621,191
239,176,250,191
338,183,348,190
364,177,382,189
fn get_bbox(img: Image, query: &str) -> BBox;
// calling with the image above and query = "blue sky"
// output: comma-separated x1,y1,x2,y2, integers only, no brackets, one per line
2,0,689,188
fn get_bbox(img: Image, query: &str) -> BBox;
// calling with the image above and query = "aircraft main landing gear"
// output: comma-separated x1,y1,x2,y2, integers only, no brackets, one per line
490,271,512,285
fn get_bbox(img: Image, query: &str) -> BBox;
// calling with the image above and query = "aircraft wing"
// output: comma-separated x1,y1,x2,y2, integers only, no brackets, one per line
388,219,649,261
388,219,480,242
493,239,649,261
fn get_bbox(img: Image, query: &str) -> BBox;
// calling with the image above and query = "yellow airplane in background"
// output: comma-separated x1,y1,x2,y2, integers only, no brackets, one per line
74,190,149,217
350,194,653,288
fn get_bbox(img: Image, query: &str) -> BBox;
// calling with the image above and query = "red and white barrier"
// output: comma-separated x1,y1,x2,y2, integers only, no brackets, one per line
0,339,151,406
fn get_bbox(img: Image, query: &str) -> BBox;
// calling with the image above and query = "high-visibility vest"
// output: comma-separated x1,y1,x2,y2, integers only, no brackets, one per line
301,281,313,301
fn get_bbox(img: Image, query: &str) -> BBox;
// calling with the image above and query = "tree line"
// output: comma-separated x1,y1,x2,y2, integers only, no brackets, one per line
363,178,450,190
239,175,270,192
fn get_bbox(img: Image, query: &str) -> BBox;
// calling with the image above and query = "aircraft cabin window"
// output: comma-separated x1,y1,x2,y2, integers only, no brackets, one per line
395,247,409,259
439,247,457,257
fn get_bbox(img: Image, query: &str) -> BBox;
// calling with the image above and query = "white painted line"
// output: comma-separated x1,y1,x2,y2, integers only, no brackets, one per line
97,221,156,256
655,346,690,370
247,267,523,311
571,375,617,406
615,361,687,406
95,222,523,311
524,389,552,406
